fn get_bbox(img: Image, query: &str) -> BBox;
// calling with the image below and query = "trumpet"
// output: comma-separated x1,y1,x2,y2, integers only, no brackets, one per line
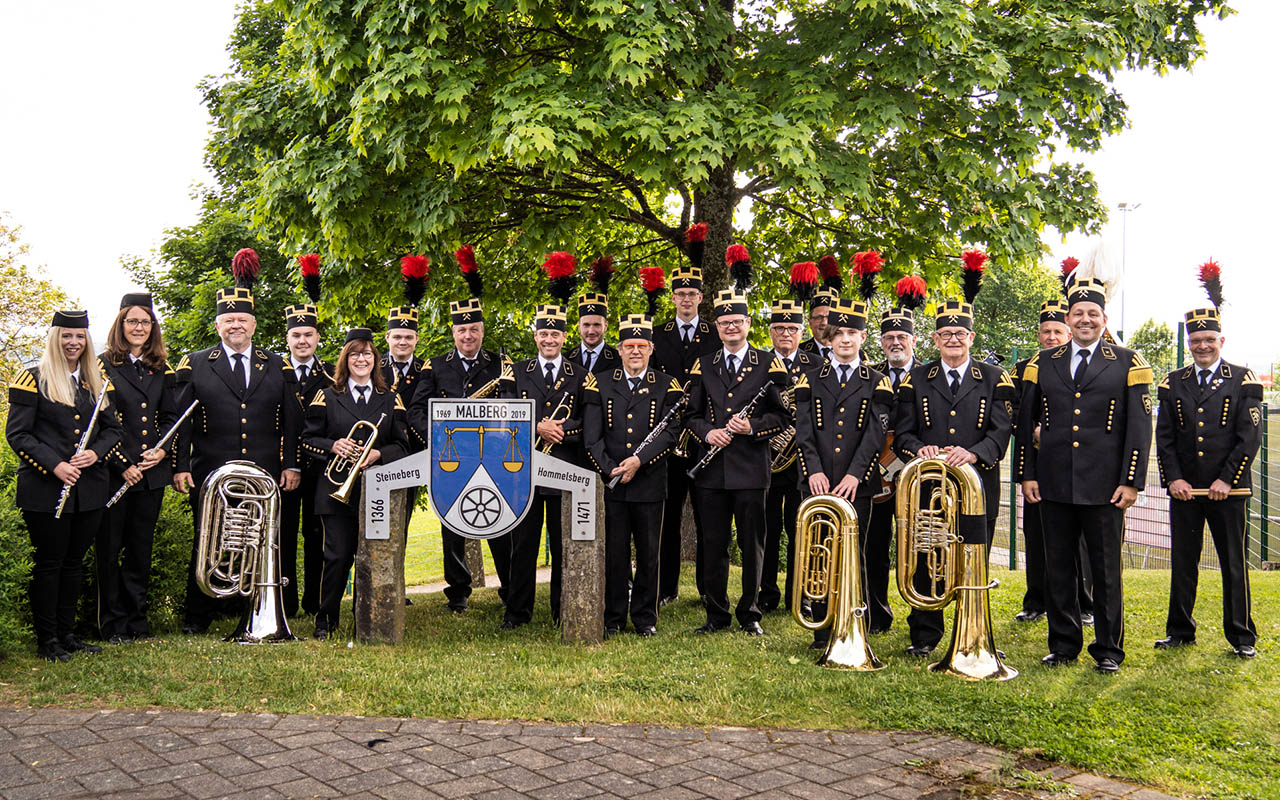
896,456,1015,680
468,353,514,399
791,494,883,670
196,461,295,643
327,413,387,504
686,382,772,479
535,391,573,453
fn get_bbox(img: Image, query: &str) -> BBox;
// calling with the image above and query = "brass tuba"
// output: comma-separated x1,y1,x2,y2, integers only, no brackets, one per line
327,413,386,504
196,461,296,643
895,456,1015,680
791,494,883,670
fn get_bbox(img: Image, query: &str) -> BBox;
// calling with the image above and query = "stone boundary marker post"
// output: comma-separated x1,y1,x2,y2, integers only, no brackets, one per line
357,487,407,644
560,480,605,644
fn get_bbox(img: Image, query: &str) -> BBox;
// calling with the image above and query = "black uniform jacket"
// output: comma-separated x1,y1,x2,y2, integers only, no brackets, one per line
292,358,334,406
778,349,821,378
302,385,410,516
685,347,790,491
1014,342,1153,505
407,348,514,448
794,361,892,498
583,368,684,503
6,366,124,512
510,357,586,466
380,355,426,408
98,353,179,493
1155,361,1263,491
174,344,301,482
652,317,721,385
892,359,1016,513
565,343,620,375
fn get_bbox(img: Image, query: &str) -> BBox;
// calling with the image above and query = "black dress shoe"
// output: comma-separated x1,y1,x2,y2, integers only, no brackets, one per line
636,626,657,637
694,622,728,634
1041,652,1077,667
741,622,764,636
448,604,466,614
404,597,414,606
809,639,827,651
604,626,621,639
1154,636,1195,649
1094,658,1120,674
499,620,523,631
36,640,71,663
107,634,132,645
658,594,678,608
1234,645,1257,659
869,625,891,635
1080,613,1095,626
1015,610,1046,623
313,626,329,641
129,631,154,641
182,622,209,635
60,635,101,655
905,644,934,658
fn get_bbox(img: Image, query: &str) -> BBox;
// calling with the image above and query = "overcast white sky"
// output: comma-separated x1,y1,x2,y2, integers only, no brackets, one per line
2,2,1277,370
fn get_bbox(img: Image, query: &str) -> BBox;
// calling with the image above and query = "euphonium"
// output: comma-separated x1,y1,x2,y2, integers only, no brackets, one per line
196,461,296,644
327,413,386,504
895,456,1016,680
790,494,883,670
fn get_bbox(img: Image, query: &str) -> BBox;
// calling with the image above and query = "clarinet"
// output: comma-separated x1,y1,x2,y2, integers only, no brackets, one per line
686,383,772,480
606,388,689,490
104,400,200,508
53,379,111,519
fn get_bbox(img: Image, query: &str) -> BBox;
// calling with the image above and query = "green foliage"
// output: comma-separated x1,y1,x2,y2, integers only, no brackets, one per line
1129,318,1178,378
0,214,76,390
972,260,1066,365
0,448,34,655
199,0,1230,317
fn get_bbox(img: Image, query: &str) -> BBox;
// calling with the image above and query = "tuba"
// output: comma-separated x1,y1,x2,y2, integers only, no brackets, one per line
196,461,296,644
327,414,386,504
791,494,883,670
895,456,1016,680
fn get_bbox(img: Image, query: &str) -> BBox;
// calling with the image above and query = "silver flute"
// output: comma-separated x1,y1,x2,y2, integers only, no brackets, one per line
104,400,200,508
54,380,111,519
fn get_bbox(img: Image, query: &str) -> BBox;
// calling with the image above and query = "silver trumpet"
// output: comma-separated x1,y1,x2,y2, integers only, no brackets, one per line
196,461,296,644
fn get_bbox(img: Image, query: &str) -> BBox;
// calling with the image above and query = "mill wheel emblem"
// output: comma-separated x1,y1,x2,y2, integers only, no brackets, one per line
459,486,502,529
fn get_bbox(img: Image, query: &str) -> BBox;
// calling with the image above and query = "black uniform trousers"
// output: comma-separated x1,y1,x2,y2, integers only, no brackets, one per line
696,487,766,627
96,486,164,638
605,499,664,631
660,458,701,599
505,493,563,626
861,498,896,631
281,469,323,617
24,509,104,645
761,462,799,612
1167,496,1256,647
317,512,358,631
807,494,873,647
1040,500,1126,663
440,525,472,610
1020,503,1094,617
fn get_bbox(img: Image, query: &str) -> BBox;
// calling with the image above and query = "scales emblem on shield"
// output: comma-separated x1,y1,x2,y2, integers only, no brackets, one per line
428,399,534,538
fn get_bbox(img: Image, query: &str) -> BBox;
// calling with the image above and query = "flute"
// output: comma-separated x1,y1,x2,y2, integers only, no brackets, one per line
104,400,200,508
54,379,111,519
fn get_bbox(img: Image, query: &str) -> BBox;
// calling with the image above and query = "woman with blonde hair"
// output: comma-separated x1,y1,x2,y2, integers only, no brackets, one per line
95,293,178,644
6,310,122,662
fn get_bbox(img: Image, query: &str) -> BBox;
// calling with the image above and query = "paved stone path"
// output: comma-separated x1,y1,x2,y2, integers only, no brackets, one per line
0,708,1179,799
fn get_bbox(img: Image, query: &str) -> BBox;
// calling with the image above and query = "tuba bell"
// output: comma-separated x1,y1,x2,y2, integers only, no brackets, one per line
791,494,883,670
196,461,296,644
895,456,1015,680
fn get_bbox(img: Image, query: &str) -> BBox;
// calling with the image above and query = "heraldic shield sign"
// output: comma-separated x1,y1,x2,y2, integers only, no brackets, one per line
428,399,534,539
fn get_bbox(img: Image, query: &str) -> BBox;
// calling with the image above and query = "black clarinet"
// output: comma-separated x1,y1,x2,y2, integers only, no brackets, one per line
606,388,689,490
686,382,772,480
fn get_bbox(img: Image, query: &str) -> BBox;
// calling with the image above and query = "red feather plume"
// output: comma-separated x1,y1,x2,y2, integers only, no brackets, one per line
895,276,928,310
400,254,430,306
589,255,615,295
298,254,321,303
685,222,708,270
231,248,259,290
817,254,842,293
454,245,482,297
724,244,749,267
542,251,577,280
852,250,884,302
1059,255,1079,295
1198,258,1224,308
685,222,708,243
725,244,752,291
961,249,987,304
641,266,666,318
789,261,818,304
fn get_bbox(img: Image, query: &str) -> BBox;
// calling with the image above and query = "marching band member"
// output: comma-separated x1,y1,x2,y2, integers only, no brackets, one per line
863,275,927,633
1011,297,1094,625
686,248,788,636
302,328,409,640
95,294,177,644
7,310,123,661
172,250,302,634
1155,261,1261,657
566,256,620,374
408,246,515,611
584,312,684,636
651,223,720,606
282,256,333,618
760,265,821,613
891,251,1014,658
502,254,587,629
794,292,893,649
798,255,841,361
1017,275,1153,674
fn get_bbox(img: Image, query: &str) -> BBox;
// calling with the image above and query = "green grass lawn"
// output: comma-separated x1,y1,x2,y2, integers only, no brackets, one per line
402,506,546,587
2,566,1276,799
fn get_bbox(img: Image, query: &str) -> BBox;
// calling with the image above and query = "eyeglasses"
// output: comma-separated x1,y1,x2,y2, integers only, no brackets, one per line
935,331,969,342
809,313,829,323
715,319,746,329
124,319,153,328
348,351,375,361
771,325,801,335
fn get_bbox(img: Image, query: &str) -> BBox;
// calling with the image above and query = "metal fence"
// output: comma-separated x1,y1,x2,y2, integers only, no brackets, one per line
991,405,1277,572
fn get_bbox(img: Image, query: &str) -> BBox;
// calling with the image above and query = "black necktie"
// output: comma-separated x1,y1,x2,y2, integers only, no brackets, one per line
891,367,903,389
545,362,556,387
354,385,368,405
462,358,474,374
838,364,850,386
70,375,80,396
681,325,692,346
628,376,640,393
583,350,593,369
134,360,147,378
1074,349,1090,386
1199,368,1211,389
231,353,245,393
784,357,793,371
821,346,830,362
948,369,961,396
298,363,309,382
726,353,739,378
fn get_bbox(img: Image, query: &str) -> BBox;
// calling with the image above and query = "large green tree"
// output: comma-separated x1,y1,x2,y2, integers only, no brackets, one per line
1128,317,1177,379
201,0,1230,320
0,214,75,389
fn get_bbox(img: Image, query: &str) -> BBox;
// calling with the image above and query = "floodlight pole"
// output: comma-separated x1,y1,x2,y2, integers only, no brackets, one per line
1117,202,1142,340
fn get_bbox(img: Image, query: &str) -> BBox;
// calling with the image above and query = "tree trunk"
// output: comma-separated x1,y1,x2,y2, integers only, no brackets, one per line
694,164,738,313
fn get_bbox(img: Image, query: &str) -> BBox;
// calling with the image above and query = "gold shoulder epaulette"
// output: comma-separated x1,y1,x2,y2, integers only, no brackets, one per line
176,354,191,371
769,357,788,375
1022,353,1040,383
997,371,1014,390
394,395,406,411
9,369,37,394
876,375,893,393
899,373,914,390
1157,374,1170,391
689,359,702,376
310,392,326,407
1243,369,1262,386
1128,352,1153,387
583,372,598,392
668,378,682,393
794,374,810,390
